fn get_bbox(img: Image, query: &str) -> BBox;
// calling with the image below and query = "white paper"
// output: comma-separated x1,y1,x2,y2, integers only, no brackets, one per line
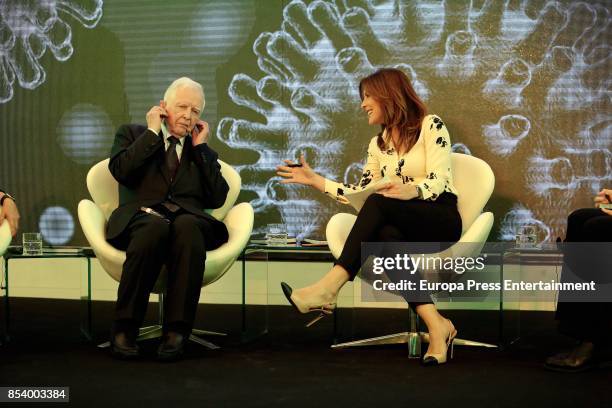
343,176,392,211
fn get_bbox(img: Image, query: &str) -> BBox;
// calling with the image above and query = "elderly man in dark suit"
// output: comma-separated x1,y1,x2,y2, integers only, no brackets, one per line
106,77,229,361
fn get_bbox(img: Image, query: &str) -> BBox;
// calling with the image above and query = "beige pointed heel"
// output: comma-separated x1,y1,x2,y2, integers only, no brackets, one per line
422,319,457,366
281,282,336,327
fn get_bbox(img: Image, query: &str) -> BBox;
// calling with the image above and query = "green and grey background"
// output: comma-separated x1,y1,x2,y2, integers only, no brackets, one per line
0,0,610,245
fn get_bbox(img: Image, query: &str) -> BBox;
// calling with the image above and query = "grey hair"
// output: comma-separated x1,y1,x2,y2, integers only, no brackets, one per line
163,77,205,110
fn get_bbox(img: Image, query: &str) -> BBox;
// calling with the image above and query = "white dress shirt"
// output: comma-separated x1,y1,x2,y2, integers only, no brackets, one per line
149,122,186,160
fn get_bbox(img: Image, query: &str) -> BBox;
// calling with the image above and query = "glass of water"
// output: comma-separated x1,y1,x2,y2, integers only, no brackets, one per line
515,225,537,249
265,223,288,246
22,232,43,256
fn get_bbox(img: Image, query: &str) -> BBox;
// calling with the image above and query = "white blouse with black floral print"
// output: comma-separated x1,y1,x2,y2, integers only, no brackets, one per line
324,114,458,204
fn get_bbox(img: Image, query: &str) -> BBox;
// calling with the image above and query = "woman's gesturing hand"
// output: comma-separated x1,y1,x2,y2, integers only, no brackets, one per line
376,182,419,201
276,155,320,186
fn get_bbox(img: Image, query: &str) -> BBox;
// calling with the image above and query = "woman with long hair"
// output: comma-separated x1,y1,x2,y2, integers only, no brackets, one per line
276,68,462,365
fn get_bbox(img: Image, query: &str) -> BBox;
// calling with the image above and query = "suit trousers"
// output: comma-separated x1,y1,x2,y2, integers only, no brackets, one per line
556,208,612,344
109,210,227,336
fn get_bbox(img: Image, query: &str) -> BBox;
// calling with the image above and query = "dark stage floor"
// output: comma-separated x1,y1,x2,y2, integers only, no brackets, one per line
0,298,610,407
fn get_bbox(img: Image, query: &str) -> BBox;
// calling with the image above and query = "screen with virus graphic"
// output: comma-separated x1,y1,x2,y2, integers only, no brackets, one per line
0,0,610,245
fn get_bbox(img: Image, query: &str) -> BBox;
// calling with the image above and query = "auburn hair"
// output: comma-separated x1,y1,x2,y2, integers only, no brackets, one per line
359,68,427,155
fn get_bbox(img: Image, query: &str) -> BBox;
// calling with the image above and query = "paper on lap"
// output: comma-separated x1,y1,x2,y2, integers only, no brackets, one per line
344,176,391,211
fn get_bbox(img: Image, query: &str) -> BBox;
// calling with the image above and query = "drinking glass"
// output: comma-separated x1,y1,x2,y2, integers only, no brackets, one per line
515,225,537,249
22,232,43,256
265,224,288,245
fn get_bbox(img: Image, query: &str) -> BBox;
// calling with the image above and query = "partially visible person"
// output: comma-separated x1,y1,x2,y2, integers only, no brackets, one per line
0,189,19,237
545,188,612,372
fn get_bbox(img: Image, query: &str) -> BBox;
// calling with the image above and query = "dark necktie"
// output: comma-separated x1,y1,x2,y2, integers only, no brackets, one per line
162,136,181,213
166,136,180,181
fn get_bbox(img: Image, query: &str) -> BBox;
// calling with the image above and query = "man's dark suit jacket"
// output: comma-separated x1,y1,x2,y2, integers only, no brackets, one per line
106,124,229,241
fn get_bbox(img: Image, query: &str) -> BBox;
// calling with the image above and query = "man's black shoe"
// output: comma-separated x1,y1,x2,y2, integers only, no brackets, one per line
544,342,595,373
157,332,187,362
110,332,140,360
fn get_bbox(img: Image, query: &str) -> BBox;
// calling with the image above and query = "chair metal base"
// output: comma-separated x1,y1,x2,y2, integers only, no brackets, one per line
332,331,497,348
332,330,497,359
97,294,226,350
98,325,226,350
332,306,497,358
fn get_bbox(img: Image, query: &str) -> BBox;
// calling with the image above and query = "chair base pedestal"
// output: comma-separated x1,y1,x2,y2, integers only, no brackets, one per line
98,326,226,350
332,331,497,358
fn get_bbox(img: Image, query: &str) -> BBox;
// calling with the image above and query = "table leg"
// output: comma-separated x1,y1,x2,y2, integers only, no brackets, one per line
240,248,269,343
3,258,9,343
80,257,92,341
241,248,246,337
499,250,504,347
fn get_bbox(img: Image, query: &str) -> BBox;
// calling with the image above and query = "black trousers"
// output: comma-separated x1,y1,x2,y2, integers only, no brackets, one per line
108,209,228,337
556,208,612,344
336,193,462,305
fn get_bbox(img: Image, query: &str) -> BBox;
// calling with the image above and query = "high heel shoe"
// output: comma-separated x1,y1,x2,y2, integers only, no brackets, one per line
281,282,336,327
422,319,457,366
